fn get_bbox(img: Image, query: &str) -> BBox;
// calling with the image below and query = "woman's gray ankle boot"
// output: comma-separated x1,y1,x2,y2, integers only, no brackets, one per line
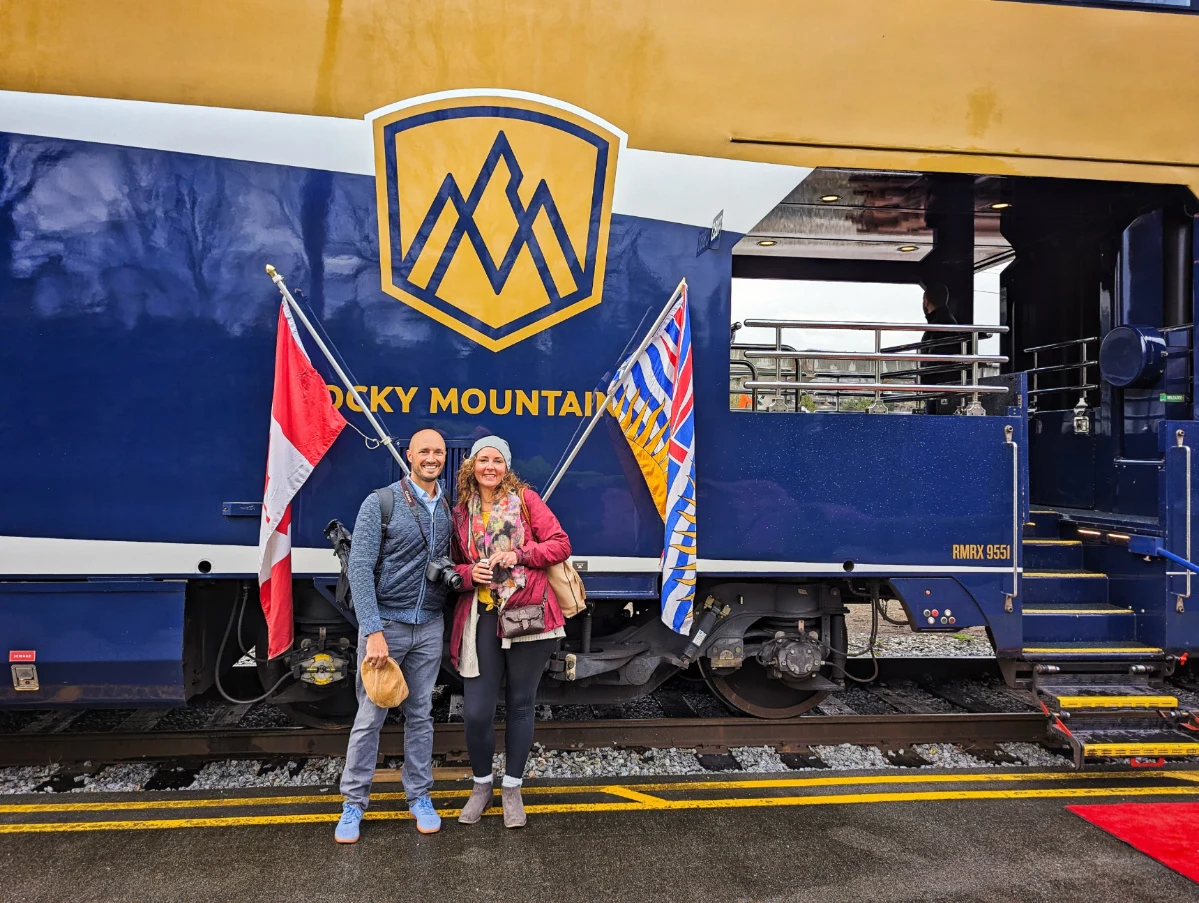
502,785,526,828
458,781,495,825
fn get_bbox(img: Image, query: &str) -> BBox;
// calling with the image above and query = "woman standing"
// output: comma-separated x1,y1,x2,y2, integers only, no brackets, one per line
449,436,571,828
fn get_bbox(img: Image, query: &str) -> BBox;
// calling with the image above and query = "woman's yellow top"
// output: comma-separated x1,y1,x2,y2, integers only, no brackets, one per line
478,511,495,610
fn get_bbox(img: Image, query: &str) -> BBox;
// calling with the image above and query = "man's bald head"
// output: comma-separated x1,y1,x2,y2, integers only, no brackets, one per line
409,428,445,451
406,428,446,489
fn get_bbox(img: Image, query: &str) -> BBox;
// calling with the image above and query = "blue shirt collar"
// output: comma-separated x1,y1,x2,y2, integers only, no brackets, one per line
405,475,442,506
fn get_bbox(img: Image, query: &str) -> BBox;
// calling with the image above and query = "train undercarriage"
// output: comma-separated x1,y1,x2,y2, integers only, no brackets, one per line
197,577,891,727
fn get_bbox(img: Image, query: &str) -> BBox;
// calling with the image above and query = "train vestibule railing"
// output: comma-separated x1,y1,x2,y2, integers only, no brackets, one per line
736,319,1009,414
1022,336,1097,433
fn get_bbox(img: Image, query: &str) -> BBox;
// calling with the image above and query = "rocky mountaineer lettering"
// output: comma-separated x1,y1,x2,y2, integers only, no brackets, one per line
329,386,608,418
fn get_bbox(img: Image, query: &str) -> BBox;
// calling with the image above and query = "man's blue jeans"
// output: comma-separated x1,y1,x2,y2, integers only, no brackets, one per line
340,617,443,809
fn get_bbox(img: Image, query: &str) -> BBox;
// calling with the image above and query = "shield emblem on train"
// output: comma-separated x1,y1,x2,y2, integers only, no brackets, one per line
370,93,623,352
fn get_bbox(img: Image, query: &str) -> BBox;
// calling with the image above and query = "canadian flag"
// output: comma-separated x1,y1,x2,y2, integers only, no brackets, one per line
258,303,347,659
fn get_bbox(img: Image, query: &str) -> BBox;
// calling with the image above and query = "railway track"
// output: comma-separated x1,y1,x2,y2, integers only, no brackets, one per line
0,712,1048,767
0,657,1059,768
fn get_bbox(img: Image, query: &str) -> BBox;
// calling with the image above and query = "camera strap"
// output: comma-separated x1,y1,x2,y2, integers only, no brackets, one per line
397,477,451,557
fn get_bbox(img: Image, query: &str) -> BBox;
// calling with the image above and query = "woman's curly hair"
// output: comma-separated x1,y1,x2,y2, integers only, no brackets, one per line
455,453,528,505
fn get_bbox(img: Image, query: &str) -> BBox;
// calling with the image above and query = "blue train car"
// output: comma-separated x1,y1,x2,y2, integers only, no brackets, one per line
3,1,1199,764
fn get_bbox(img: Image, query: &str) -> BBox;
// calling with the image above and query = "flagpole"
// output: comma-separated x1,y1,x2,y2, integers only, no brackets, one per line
265,264,410,476
541,278,686,502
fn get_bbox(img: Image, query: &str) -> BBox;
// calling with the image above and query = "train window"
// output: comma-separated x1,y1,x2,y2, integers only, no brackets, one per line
729,273,1005,413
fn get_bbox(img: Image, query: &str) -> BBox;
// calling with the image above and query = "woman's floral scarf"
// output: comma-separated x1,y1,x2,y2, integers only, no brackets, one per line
468,489,527,609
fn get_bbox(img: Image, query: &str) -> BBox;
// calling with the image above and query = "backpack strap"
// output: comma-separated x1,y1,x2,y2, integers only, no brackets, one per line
373,487,395,576
518,489,537,545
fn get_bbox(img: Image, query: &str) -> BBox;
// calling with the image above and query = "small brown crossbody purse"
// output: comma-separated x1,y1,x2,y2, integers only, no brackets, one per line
498,596,546,639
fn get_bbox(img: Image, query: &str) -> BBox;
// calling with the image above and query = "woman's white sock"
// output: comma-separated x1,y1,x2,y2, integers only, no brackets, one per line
502,775,523,788
473,774,494,785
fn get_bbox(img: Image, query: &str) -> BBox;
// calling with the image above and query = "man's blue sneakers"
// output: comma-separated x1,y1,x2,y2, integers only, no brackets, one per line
334,802,364,843
410,795,442,834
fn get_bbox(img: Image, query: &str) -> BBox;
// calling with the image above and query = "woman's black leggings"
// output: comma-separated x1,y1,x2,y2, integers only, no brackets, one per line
462,608,557,780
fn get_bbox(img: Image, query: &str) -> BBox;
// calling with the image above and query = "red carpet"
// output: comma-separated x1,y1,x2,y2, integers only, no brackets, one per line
1068,802,1199,882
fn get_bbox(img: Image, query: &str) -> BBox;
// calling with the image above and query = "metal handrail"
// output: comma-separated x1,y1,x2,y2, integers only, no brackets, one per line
743,350,1008,364
887,363,989,380
1025,361,1097,375
744,319,1009,334
1005,424,1019,612
1024,336,1099,353
882,333,998,354
743,380,1008,395
729,360,761,410
741,319,1008,415
1024,336,1096,413
1174,429,1191,610
1028,383,1098,396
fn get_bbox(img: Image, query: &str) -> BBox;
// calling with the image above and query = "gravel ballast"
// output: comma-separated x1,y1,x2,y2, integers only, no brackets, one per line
0,738,1085,792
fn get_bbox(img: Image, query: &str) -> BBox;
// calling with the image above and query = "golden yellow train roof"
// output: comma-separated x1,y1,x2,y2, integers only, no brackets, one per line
1,0,1197,192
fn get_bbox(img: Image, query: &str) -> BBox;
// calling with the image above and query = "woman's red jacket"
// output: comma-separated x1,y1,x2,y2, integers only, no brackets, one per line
448,488,571,670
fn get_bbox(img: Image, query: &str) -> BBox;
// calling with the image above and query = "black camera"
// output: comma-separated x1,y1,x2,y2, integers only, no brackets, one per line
425,555,464,591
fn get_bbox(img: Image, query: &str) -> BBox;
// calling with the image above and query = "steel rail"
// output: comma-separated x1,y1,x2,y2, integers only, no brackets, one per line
742,350,1008,364
0,713,1047,766
743,319,1009,334
743,380,1008,395
1024,337,1098,353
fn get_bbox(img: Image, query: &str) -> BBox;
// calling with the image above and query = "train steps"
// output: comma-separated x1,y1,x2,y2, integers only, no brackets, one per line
1036,676,1199,768
1022,510,1136,645
1022,509,1199,767
1020,556,1129,645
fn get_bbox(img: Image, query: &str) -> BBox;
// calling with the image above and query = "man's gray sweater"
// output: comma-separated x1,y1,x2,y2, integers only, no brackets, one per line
349,477,453,636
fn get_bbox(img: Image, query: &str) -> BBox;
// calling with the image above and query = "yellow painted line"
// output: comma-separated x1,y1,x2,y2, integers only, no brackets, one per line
600,785,669,806
1023,540,1081,546
4,786,1199,834
1084,743,1199,757
614,770,1157,793
1016,606,1127,613
1056,695,1178,710
1023,647,1162,655
1023,572,1107,579
0,769,1165,814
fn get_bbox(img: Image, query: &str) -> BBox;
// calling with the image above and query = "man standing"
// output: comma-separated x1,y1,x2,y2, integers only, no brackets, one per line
921,284,959,415
336,428,452,843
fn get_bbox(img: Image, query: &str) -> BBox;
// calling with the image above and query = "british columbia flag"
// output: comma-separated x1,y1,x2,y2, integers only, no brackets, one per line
608,285,697,633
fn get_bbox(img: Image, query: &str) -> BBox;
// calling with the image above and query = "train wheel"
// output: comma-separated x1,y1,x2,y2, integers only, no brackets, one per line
699,613,846,719
277,696,358,730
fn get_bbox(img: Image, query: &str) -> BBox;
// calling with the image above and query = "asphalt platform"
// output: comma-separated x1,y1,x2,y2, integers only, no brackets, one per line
1,768,1198,902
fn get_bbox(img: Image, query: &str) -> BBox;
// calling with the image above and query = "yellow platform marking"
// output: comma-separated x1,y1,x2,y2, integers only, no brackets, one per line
1023,571,1107,579
0,769,1137,815
1056,695,1179,709
1085,743,1199,757
601,785,673,806
1023,646,1162,655
1022,608,1133,615
3,785,1198,834
1023,540,1081,546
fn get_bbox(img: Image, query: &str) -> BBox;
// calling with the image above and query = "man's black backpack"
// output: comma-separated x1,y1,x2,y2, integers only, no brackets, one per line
323,488,395,625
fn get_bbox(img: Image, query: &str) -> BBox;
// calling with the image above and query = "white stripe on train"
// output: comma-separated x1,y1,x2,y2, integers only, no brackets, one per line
0,536,1016,578
0,89,808,233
